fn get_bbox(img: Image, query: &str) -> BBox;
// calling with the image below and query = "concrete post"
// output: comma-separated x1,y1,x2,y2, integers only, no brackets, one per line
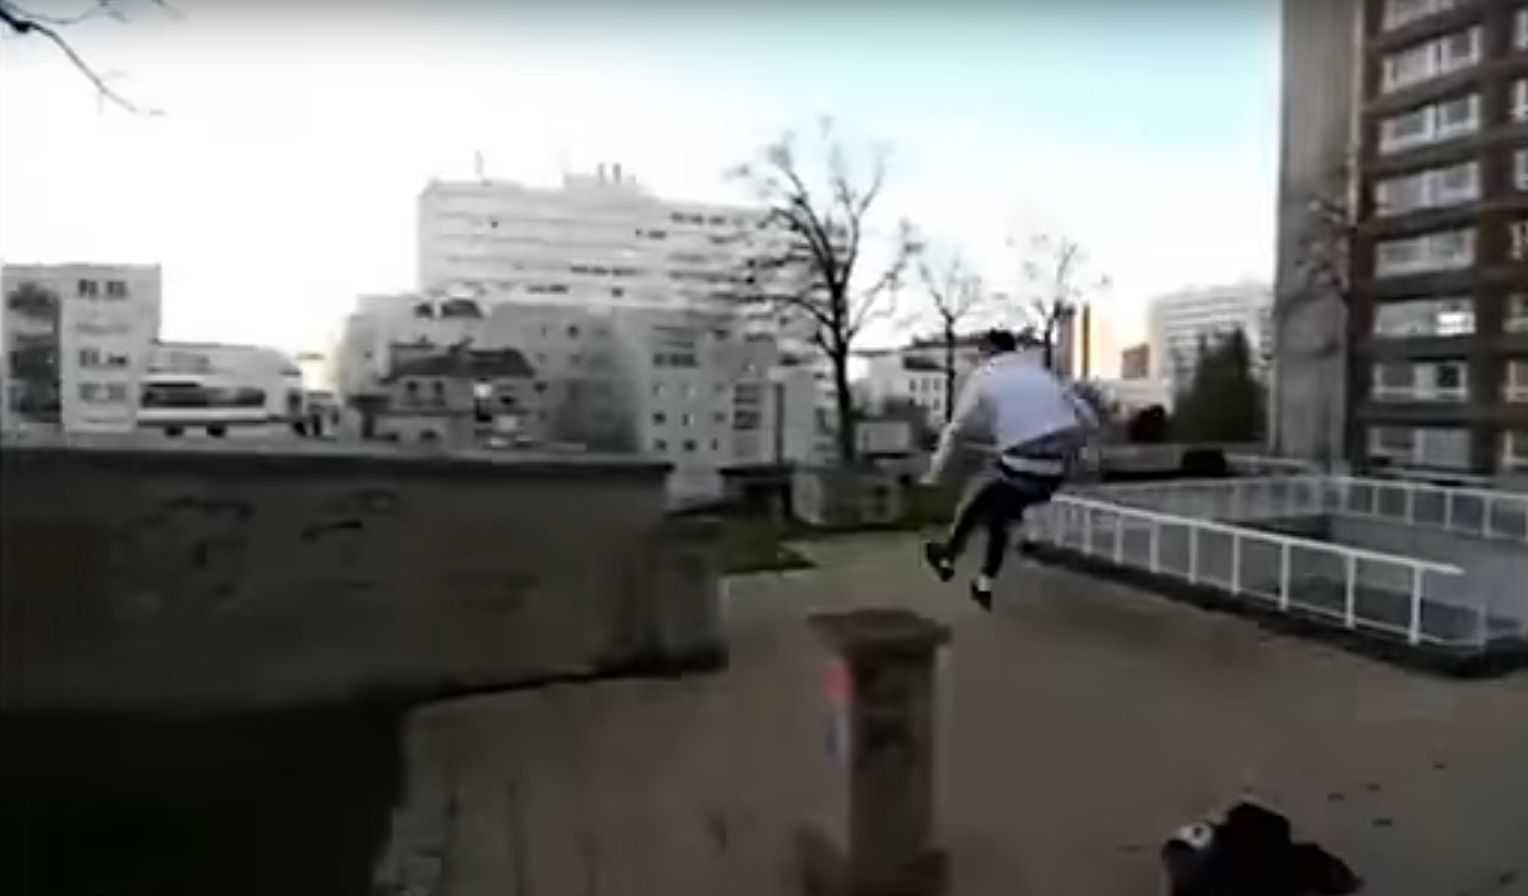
797,609,950,896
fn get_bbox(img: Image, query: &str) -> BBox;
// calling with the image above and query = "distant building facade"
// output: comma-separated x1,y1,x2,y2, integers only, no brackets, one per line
1147,281,1274,393
2,263,161,434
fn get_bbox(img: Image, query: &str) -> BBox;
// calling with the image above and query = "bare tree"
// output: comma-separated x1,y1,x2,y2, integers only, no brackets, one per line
916,250,986,422
0,0,173,115
1016,233,1109,374
729,121,919,465
1277,164,1357,465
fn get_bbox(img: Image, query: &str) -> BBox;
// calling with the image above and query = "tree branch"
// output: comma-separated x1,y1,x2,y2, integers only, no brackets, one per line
0,0,164,115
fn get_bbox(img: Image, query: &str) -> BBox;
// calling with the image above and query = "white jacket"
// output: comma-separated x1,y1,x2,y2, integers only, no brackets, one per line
926,351,1098,482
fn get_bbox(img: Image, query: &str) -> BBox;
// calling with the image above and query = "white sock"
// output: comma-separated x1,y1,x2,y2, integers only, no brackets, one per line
975,574,993,592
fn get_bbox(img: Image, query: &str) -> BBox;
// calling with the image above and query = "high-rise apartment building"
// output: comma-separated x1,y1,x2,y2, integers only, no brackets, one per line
2,263,162,434
1147,281,1274,393
1279,0,1528,473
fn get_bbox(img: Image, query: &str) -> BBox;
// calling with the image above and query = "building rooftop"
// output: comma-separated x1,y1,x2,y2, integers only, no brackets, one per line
394,531,1528,895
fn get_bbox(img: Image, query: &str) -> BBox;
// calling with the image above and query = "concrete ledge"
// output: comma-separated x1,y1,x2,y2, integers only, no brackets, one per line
0,432,671,481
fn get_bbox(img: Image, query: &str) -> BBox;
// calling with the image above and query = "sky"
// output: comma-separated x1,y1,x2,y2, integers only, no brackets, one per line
0,0,1282,378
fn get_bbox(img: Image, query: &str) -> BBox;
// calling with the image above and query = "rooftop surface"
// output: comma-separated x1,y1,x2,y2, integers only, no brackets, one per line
390,532,1528,895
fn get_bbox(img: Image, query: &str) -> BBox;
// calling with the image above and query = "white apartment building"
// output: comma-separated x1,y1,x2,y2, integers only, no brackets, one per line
1147,281,1273,392
139,341,305,438
416,166,815,352
859,350,951,427
2,263,161,434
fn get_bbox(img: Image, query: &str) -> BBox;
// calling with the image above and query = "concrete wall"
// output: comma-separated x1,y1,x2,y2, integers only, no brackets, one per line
1272,0,1362,463
0,435,723,711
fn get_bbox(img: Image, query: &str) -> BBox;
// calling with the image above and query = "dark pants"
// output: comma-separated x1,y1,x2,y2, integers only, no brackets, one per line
944,465,1062,578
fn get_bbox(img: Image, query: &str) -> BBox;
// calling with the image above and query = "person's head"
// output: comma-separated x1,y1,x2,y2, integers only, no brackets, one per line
979,328,1017,358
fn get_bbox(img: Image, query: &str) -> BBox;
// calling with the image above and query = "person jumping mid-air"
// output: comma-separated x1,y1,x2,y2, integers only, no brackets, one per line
920,328,1098,610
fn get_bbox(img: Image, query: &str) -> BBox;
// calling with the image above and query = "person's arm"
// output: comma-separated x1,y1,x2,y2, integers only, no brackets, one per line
1066,384,1101,432
923,369,986,485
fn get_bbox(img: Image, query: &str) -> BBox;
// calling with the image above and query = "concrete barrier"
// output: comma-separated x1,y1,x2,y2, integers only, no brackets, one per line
0,434,724,711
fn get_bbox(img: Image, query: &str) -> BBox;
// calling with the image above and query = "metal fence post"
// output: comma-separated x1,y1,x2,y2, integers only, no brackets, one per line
1279,544,1291,612
1188,527,1199,585
1408,566,1423,646
1344,555,1358,630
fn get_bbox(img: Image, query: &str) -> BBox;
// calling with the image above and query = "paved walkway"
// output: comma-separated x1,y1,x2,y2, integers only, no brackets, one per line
379,532,1528,896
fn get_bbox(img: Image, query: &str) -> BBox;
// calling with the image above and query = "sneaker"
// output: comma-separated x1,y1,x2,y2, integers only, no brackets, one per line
969,581,993,612
923,541,954,582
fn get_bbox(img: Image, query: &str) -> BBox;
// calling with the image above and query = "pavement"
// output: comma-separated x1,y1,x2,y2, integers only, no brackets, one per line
380,531,1528,896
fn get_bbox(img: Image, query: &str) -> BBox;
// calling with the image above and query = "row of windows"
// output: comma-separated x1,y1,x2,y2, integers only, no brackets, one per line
1374,294,1528,337
77,347,131,369
1371,220,1528,276
1374,160,1478,214
75,278,130,300
1371,359,1528,402
1381,25,1480,93
1380,0,1463,32
141,383,266,408
1378,92,1482,154
77,381,131,403
651,411,728,427
651,437,724,454
1368,425,1528,472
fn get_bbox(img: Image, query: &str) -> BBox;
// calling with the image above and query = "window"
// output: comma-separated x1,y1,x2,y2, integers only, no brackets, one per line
78,348,102,367
1379,106,1434,153
652,383,664,397
1518,7,1528,48
104,383,128,402
1434,160,1479,204
1514,79,1528,122
77,279,99,298
1507,293,1528,332
1436,93,1479,137
1513,220,1528,261
653,438,667,452
78,382,100,402
568,325,580,338
105,280,127,298
1504,360,1528,402
652,411,666,424
1438,27,1482,74
710,439,720,451
1517,150,1528,191
682,439,697,452
1504,430,1528,471
680,413,693,426
1373,297,1475,337
1383,42,1437,92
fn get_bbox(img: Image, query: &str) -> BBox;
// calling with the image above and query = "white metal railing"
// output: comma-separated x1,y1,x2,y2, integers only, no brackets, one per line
1077,474,1528,546
1327,475,1528,545
1029,493,1478,647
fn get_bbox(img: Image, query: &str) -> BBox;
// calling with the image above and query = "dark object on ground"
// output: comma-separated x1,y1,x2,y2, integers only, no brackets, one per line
1127,405,1171,443
1179,447,1230,478
1161,801,1362,896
